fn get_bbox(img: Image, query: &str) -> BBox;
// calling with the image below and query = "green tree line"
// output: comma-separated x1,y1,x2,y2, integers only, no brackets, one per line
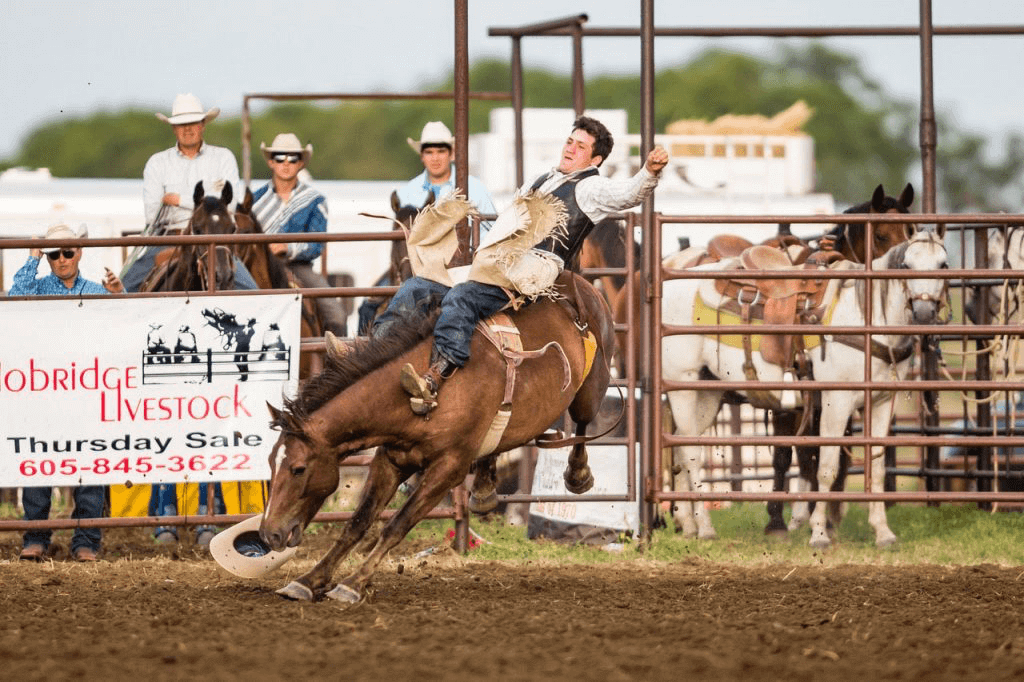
3,44,1020,211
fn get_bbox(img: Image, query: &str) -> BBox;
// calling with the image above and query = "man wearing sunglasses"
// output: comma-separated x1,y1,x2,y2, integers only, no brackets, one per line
8,223,121,562
9,223,123,296
251,133,347,336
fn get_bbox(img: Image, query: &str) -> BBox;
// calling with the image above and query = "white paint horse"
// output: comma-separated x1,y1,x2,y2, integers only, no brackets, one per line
662,228,949,548
966,224,1024,326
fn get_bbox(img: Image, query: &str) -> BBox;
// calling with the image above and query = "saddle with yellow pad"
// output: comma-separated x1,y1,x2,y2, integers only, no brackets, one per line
701,244,848,410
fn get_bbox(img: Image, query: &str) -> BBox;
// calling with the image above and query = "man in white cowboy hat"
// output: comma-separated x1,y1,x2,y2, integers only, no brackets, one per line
9,222,121,562
396,120,497,229
121,93,254,293
9,223,122,296
251,133,347,335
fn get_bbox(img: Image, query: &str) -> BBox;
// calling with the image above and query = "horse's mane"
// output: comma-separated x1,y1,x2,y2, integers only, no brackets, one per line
850,237,913,323
234,203,293,289
278,310,439,423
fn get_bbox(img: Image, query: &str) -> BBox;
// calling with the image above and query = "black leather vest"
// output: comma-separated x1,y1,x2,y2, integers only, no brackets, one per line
530,167,599,269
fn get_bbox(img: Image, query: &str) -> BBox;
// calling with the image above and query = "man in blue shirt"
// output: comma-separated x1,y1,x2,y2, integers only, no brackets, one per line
251,133,347,336
396,121,497,242
9,223,121,562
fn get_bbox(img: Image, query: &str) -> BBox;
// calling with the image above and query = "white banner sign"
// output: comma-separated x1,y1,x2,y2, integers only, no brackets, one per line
0,295,301,487
529,445,639,533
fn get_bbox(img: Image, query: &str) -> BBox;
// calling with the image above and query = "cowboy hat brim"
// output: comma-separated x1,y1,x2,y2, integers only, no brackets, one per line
209,513,297,579
155,108,221,125
260,142,313,164
407,137,456,154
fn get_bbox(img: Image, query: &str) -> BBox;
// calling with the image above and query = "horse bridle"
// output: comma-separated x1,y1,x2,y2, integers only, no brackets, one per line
196,245,235,289
896,233,950,320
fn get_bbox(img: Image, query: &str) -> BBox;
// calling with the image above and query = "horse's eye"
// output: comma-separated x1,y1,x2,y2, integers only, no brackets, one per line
290,466,306,477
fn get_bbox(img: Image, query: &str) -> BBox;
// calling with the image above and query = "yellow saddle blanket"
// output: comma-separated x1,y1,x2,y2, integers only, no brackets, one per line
692,291,838,352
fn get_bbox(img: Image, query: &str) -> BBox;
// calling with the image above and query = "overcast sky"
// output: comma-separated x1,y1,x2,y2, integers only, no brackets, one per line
2,1,1022,160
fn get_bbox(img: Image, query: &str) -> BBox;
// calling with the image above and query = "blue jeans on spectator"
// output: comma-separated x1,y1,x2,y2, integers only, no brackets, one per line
148,482,226,539
121,246,260,293
22,485,104,554
371,276,450,339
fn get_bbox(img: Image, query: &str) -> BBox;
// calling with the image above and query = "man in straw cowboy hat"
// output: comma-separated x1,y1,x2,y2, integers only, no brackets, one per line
10,223,123,562
397,120,497,230
121,93,256,293
251,133,347,336
377,116,667,414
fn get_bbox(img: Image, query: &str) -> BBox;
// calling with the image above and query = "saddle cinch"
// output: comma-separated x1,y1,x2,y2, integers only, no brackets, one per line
706,241,847,411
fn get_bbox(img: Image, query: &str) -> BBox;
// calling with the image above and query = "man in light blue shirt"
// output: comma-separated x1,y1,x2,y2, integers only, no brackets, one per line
359,122,498,333
396,121,497,241
10,223,119,562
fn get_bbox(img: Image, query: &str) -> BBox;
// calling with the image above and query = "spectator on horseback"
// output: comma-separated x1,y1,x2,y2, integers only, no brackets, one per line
398,120,497,238
121,93,255,292
10,223,117,562
251,133,347,336
378,116,668,413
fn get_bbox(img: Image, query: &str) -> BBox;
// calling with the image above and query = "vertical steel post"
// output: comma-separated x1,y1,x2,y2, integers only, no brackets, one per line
451,0,471,272
639,0,657,536
453,0,470,552
919,0,941,499
572,22,585,116
511,36,525,188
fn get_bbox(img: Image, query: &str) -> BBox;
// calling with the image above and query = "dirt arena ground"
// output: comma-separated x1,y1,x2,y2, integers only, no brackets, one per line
2,528,1024,682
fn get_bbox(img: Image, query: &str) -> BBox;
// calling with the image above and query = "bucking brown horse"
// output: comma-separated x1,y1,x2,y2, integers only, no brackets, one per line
260,272,615,604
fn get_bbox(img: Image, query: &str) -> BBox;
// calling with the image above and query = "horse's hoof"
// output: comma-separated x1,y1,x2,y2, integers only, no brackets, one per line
563,466,594,495
809,538,832,551
876,535,899,550
468,490,498,515
765,528,789,541
276,581,314,602
697,530,719,541
325,583,362,604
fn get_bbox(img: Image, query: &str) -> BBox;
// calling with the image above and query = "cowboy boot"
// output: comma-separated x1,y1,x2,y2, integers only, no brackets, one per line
400,350,458,415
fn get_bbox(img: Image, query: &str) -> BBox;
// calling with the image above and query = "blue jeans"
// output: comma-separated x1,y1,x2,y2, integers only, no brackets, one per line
371,276,450,339
148,482,226,538
22,485,105,553
432,281,511,366
121,246,260,292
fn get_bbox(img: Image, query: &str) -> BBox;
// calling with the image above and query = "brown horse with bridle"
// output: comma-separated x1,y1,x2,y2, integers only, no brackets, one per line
259,271,615,604
139,181,238,293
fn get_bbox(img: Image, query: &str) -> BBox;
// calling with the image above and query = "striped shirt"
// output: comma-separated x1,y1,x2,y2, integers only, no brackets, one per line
250,182,328,263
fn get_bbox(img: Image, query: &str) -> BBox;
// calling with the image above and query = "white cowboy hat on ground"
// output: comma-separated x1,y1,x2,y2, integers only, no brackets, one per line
407,121,455,153
260,133,313,163
155,93,220,125
209,513,297,579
